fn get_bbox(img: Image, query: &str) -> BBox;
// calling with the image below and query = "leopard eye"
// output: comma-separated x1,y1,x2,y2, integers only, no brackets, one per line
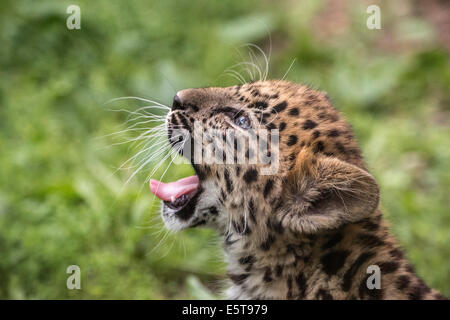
234,115,251,130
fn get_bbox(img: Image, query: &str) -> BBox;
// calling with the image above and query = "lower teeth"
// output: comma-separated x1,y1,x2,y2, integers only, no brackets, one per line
169,194,189,208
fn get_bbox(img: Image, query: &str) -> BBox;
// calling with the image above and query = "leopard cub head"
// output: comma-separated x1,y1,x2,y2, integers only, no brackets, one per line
150,80,380,240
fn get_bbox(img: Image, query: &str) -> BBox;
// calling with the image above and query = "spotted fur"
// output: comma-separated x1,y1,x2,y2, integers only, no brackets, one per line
161,80,447,300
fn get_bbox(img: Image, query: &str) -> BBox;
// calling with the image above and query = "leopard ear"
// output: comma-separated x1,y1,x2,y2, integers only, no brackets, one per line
278,150,380,234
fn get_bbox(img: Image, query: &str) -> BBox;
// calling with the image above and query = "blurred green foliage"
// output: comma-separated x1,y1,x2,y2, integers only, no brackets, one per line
0,0,448,299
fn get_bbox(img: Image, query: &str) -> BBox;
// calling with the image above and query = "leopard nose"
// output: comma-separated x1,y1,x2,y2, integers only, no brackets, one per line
172,94,183,111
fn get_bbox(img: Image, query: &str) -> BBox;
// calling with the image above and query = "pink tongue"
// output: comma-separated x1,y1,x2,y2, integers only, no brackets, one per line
150,175,199,202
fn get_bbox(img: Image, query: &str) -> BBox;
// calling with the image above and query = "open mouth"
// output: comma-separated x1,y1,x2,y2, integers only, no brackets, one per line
149,110,202,221
150,175,200,217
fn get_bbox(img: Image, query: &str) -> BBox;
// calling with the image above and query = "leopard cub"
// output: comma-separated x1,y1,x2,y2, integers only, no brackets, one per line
150,80,447,300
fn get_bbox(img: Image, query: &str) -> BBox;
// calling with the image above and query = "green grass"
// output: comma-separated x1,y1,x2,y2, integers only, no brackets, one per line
0,0,449,299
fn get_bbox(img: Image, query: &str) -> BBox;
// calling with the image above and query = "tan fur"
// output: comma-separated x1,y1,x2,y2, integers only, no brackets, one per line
162,80,447,300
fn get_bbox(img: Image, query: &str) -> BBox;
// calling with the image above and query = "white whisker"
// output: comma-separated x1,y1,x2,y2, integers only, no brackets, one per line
223,70,246,84
281,58,296,81
245,43,269,81
105,96,170,109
